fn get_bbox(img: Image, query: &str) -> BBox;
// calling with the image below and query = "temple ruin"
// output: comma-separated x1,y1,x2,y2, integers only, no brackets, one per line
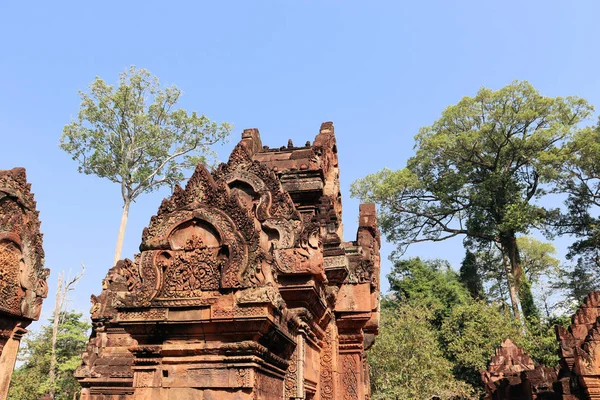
75,122,381,399
481,339,558,399
0,168,49,399
555,291,600,399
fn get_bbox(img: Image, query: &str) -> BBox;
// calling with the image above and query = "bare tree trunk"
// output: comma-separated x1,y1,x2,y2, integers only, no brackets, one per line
502,250,522,323
113,199,131,266
47,266,85,399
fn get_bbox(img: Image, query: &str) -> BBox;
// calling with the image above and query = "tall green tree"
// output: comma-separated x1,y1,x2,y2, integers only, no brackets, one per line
440,300,523,388
8,311,90,400
459,250,485,300
61,67,232,264
387,257,471,326
554,123,600,298
351,81,592,323
368,301,473,400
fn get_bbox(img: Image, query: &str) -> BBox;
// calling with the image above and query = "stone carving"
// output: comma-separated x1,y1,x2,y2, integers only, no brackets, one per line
554,291,600,399
320,322,335,400
0,168,49,400
77,123,380,400
481,339,558,400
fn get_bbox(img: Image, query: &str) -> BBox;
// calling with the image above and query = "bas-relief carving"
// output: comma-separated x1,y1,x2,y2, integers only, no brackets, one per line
481,339,559,400
77,123,380,400
0,168,49,400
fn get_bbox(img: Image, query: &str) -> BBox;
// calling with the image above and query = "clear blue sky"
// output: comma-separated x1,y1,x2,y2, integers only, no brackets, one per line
1,1,599,327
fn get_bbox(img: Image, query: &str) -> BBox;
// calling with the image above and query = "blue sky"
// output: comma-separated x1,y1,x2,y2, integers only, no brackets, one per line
1,1,599,327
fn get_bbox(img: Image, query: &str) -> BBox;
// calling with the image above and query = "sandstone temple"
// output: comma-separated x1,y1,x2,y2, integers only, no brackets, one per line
481,291,600,400
0,168,49,399
9,123,600,399
73,122,382,399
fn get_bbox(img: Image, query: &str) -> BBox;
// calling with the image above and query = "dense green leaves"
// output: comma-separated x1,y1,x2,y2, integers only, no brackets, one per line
352,81,592,323
388,257,471,326
61,67,232,262
369,303,473,400
371,257,567,399
441,301,522,387
459,250,485,300
61,66,232,201
8,311,90,400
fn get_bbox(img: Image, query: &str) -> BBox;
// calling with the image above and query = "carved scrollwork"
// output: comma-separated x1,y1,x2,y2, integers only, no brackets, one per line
0,168,48,321
158,235,222,297
114,252,161,307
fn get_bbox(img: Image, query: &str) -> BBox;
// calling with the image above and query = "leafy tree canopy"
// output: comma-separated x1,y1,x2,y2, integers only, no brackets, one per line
351,80,590,250
387,257,471,325
368,302,473,400
60,66,232,263
8,311,90,400
61,66,232,199
352,80,592,322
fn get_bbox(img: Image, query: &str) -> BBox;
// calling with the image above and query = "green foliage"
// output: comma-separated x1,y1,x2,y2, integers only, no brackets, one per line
459,250,485,300
440,301,523,388
369,301,473,400
553,124,600,303
371,256,566,398
351,81,591,250
388,257,471,326
554,257,600,311
8,311,90,400
522,315,570,368
60,66,232,203
517,236,560,284
352,81,591,322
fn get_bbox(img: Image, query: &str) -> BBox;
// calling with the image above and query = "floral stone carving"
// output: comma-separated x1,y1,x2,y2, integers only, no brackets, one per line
77,122,380,400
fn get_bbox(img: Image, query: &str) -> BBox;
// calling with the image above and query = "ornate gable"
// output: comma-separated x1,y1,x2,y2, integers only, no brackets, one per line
77,123,381,400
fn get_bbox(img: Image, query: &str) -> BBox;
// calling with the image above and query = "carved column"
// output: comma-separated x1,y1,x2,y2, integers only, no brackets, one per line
319,320,338,400
337,332,365,400
0,323,27,400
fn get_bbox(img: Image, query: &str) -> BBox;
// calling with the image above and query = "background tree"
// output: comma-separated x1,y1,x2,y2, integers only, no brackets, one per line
387,257,471,327
8,311,90,400
351,81,592,323
459,250,485,300
554,257,600,312
368,301,473,400
372,256,563,397
553,124,600,301
49,266,85,399
61,67,232,264
440,300,523,388
516,236,560,317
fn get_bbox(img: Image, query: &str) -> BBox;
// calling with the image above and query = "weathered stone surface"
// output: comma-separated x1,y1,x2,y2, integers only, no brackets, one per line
76,122,380,399
481,339,559,400
554,291,600,399
0,168,49,400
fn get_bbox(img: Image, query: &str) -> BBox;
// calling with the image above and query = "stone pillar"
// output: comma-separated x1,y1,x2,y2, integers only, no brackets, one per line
337,333,365,400
0,324,27,400
319,320,338,400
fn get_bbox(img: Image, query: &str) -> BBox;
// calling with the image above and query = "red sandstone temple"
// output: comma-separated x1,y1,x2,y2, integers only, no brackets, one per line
0,168,49,399
74,122,381,399
482,292,600,400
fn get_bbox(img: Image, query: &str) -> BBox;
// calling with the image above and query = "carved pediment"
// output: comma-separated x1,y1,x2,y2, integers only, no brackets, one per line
0,168,48,321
